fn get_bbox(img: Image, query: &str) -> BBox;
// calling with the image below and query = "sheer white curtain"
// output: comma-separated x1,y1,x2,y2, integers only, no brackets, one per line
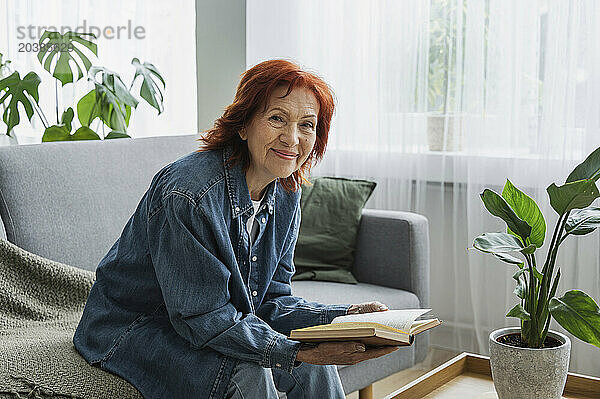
0,0,197,143
247,0,600,375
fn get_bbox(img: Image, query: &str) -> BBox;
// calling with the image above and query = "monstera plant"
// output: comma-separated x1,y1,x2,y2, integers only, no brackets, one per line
0,30,165,142
471,146,600,398
0,52,41,142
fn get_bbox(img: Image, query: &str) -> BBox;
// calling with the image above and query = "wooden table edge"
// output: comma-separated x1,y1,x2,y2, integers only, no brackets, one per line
384,352,600,399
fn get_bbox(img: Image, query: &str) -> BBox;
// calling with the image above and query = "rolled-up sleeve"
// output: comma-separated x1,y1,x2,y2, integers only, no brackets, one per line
256,202,352,338
147,191,301,372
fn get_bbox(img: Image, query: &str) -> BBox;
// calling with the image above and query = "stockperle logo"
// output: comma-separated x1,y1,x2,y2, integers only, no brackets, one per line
17,19,146,41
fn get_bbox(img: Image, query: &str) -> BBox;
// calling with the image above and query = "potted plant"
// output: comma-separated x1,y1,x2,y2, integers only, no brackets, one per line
471,146,600,398
0,30,165,143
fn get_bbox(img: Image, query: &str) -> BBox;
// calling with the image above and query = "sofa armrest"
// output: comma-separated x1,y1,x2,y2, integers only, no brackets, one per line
352,209,430,309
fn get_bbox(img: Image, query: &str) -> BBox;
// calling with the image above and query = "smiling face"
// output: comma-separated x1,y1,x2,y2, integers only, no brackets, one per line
239,84,319,199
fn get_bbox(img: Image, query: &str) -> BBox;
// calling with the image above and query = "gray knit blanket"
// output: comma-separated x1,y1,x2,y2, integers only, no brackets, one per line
0,238,143,399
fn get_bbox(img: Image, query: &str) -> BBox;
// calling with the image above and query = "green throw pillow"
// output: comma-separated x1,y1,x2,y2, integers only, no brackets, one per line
292,176,376,284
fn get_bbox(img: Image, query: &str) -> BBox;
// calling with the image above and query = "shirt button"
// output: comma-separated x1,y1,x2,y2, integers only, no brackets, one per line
252,255,257,261
261,217,266,223
275,363,281,368
252,290,258,297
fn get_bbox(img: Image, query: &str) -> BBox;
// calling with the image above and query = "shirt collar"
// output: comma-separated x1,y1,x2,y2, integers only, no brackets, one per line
223,143,276,219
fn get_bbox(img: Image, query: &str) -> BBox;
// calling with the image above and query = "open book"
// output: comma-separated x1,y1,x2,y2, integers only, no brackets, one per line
289,309,442,347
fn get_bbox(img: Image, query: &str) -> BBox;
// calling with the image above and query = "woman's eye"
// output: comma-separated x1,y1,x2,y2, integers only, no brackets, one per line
270,116,314,129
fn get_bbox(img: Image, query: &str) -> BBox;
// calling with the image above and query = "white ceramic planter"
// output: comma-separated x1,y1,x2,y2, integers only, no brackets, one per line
426,114,463,152
489,327,571,399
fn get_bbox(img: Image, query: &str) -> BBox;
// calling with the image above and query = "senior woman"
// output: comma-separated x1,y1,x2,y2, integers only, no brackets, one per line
73,59,398,399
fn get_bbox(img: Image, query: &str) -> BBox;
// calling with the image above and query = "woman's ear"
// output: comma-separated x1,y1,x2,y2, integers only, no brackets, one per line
239,127,247,141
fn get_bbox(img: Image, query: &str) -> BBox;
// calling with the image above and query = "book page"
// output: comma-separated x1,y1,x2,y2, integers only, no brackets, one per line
331,309,431,334
294,322,393,332
410,319,442,334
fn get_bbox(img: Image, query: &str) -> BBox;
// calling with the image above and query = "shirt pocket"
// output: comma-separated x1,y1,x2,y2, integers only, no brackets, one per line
99,308,161,367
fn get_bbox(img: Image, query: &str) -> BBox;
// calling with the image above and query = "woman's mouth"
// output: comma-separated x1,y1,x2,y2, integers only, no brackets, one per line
272,149,298,160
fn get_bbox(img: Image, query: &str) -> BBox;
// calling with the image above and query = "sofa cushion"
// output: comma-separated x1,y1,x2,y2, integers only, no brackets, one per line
291,280,421,312
292,177,376,284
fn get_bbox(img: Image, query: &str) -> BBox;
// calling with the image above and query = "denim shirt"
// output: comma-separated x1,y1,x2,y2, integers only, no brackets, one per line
73,143,351,399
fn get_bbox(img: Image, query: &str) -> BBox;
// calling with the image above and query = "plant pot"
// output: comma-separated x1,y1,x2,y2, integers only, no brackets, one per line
489,327,571,399
426,114,463,152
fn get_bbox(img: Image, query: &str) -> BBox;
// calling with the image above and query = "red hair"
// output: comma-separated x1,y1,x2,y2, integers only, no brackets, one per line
196,59,336,193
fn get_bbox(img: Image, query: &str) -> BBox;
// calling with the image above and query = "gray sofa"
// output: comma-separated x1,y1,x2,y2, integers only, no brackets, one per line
0,134,430,398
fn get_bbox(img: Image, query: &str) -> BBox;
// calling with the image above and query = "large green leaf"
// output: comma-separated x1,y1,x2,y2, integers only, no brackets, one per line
42,125,100,142
565,207,600,236
502,179,546,248
41,107,75,142
42,125,70,141
77,89,131,128
105,103,132,132
567,146,600,183
493,252,524,266
89,67,137,107
71,126,100,140
473,232,536,255
37,31,97,86
547,179,600,216
77,89,102,127
549,290,600,348
480,189,532,240
79,88,132,127
507,304,531,321
88,67,138,132
131,58,165,114
0,71,41,134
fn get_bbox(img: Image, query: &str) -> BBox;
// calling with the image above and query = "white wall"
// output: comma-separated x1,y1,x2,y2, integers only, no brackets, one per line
196,0,246,135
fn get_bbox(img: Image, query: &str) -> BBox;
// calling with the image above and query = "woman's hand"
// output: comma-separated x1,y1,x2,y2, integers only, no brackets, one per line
347,301,389,315
294,302,396,365
295,341,399,365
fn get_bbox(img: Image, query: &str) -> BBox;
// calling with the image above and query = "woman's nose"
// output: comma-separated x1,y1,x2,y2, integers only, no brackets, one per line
280,124,300,146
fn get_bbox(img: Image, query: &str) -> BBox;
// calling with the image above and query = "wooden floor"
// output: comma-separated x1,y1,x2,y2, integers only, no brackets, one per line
345,347,460,399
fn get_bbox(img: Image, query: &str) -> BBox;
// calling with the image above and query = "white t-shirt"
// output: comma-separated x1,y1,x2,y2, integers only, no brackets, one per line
246,190,266,246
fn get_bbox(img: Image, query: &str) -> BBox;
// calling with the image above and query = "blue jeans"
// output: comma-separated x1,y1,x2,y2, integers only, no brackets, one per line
225,360,346,399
